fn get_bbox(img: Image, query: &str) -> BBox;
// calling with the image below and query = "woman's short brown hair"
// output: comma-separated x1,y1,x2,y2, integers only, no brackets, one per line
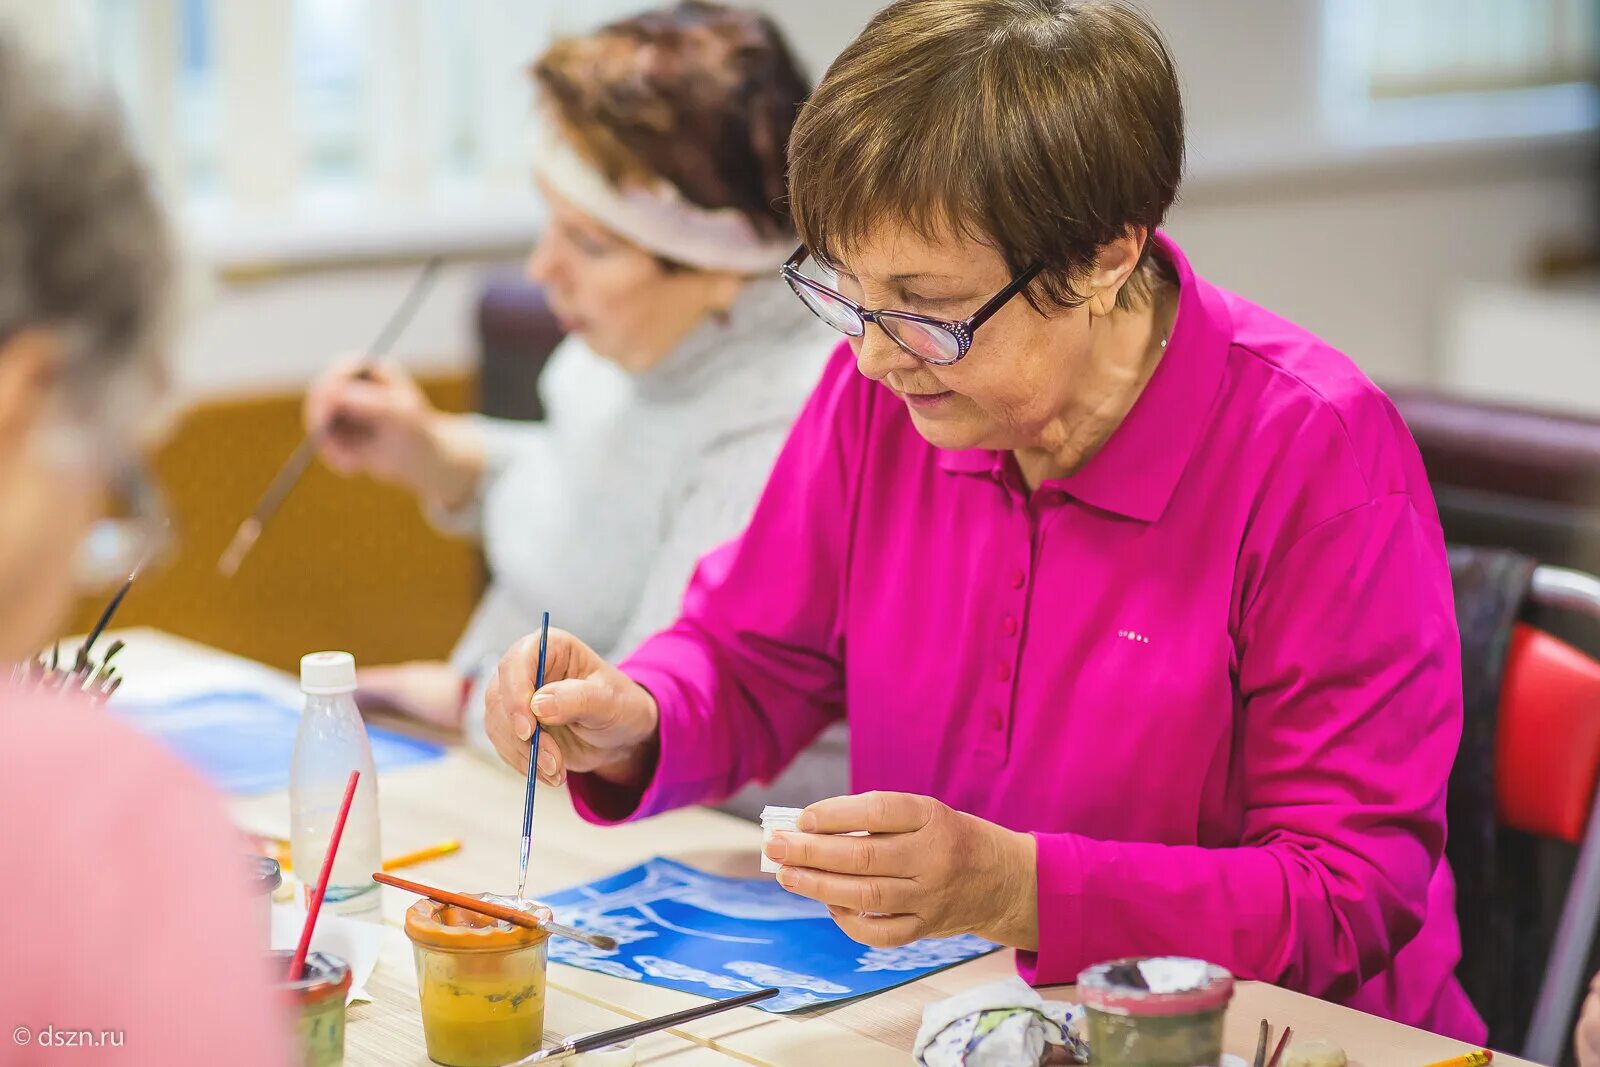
533,1,809,241
788,0,1184,310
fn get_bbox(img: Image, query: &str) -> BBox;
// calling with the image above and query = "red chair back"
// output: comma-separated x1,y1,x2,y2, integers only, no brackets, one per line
1496,623,1600,843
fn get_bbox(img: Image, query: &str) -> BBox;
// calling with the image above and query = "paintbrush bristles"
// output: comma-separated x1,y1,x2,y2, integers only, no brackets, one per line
14,642,125,703
20,626,133,703
541,920,616,952
509,987,779,1065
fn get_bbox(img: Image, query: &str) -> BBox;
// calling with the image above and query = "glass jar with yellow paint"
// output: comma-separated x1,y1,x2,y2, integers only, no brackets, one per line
405,894,550,1067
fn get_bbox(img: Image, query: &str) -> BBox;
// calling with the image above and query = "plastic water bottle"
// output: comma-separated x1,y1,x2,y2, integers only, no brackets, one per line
291,651,382,919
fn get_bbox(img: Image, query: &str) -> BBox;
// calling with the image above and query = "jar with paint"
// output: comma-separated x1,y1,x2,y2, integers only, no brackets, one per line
271,948,351,1067
1077,956,1233,1067
405,894,550,1067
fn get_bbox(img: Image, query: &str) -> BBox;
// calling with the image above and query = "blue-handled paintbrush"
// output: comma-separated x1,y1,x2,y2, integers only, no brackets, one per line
515,611,551,901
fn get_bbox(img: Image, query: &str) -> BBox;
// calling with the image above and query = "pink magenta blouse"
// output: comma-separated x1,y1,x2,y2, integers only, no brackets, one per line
571,233,1484,1042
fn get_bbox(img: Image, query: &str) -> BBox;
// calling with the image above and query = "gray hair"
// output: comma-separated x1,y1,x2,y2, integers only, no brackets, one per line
0,35,172,433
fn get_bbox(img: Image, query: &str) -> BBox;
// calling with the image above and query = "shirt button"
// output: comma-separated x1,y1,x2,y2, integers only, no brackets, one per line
1009,569,1026,589
996,661,1012,682
989,709,1005,730
1002,616,1018,637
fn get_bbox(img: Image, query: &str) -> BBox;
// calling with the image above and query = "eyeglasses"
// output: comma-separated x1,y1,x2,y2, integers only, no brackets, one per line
75,459,172,589
780,247,1043,365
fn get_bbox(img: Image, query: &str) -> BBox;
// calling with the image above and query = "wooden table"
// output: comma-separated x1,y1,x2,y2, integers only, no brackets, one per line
119,631,1532,1067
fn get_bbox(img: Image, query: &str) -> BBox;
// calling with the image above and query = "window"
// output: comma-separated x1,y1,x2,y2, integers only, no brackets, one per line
1360,0,1597,99
4,0,584,260
293,0,366,185
1321,0,1599,149
177,0,220,192
4,0,755,262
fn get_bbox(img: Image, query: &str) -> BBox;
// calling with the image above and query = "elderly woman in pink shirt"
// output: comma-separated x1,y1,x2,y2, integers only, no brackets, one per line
0,39,287,1065
485,0,1484,1042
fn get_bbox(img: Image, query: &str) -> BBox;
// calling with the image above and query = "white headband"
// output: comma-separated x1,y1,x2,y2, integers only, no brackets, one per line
534,130,795,275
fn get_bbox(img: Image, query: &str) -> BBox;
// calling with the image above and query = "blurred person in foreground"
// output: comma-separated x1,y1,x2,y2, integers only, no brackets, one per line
0,37,287,1066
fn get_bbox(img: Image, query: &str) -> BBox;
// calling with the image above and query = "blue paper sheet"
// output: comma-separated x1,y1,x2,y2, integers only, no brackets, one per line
114,689,444,795
540,857,1000,1012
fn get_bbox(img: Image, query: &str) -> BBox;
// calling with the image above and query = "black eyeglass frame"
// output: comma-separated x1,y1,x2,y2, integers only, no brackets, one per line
780,246,1044,365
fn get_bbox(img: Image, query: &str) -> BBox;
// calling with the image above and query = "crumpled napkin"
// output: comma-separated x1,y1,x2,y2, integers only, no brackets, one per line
271,903,385,1004
913,976,1089,1067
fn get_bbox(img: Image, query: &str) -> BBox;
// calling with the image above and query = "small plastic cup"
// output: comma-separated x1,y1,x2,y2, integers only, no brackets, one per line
271,949,351,1067
249,855,283,948
1077,956,1234,1067
405,894,551,1067
760,806,803,874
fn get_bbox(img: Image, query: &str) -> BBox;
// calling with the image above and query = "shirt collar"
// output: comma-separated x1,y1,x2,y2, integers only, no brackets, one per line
937,232,1231,522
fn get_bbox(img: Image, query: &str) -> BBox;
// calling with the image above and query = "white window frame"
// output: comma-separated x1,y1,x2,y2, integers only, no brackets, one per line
1318,0,1598,155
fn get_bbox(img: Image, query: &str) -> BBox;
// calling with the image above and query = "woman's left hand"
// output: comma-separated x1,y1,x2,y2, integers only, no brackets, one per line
355,661,466,731
764,791,1038,950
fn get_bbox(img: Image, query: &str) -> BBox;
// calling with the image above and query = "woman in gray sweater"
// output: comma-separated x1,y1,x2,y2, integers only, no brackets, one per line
304,3,831,743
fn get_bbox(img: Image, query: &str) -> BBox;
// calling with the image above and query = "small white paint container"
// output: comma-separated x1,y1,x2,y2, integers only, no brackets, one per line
759,806,804,874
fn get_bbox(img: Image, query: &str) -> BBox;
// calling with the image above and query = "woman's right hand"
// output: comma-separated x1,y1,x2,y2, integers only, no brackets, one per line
485,628,661,789
303,356,441,487
356,660,466,731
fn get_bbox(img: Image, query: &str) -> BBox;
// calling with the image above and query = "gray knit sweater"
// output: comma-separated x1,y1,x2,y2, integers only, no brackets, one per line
444,275,832,749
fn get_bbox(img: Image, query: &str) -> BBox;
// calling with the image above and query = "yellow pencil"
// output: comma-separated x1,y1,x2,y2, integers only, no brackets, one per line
253,833,293,872
1422,1051,1492,1067
381,839,462,871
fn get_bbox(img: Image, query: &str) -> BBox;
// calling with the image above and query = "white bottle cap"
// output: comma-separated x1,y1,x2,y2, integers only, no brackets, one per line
300,651,357,695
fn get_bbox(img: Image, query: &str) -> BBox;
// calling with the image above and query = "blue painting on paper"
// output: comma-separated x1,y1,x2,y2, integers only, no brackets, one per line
114,690,444,795
539,857,999,1012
